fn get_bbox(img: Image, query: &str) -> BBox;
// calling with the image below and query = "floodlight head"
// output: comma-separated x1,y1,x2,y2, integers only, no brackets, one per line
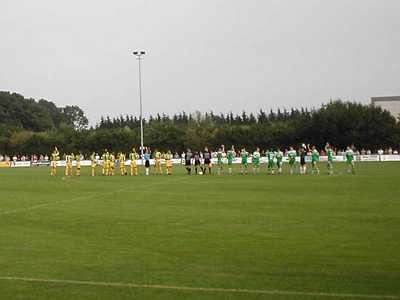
140,51,146,55
133,51,138,55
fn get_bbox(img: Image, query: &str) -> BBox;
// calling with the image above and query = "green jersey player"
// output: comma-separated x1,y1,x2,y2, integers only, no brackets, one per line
311,146,320,175
227,146,235,175
266,150,275,175
275,149,283,174
217,146,224,175
240,148,248,175
325,142,334,175
252,147,261,174
287,146,297,175
345,146,355,174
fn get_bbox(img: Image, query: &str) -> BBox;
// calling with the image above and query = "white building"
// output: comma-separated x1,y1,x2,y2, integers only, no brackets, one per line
371,96,400,120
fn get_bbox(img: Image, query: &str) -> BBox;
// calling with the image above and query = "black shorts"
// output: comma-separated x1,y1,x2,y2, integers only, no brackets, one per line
145,160,150,168
185,160,191,166
300,157,306,165
195,160,200,166
204,158,211,165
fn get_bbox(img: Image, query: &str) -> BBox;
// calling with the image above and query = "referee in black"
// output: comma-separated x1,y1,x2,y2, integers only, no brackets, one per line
185,149,193,175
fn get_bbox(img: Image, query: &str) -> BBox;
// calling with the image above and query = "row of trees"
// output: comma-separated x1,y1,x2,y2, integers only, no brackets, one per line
0,91,88,132
1,91,399,155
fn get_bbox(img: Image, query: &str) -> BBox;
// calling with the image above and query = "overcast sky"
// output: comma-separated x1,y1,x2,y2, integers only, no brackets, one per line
1,0,400,124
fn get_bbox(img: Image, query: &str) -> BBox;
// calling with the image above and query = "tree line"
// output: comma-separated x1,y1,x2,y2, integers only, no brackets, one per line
0,91,399,155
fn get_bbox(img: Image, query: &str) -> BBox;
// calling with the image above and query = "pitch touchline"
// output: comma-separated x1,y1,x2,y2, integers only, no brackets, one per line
0,277,398,299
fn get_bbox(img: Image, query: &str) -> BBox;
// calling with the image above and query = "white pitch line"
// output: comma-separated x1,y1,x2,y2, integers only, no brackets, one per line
0,194,92,216
0,276,399,299
0,176,189,216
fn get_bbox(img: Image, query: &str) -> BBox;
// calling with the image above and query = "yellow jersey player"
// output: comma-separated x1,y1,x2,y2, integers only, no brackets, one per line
102,149,110,176
75,153,81,176
129,148,139,176
106,150,111,176
65,153,73,176
50,147,60,176
90,152,97,176
109,153,115,176
165,150,173,175
154,149,162,174
101,150,106,175
119,152,126,176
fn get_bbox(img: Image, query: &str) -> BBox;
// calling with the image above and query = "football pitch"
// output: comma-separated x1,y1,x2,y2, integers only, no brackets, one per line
0,163,399,300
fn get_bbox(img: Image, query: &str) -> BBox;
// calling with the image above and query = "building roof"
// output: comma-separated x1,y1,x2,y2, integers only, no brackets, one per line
371,96,400,103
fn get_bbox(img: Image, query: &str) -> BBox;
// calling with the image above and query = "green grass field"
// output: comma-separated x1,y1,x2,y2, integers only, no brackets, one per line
0,163,399,300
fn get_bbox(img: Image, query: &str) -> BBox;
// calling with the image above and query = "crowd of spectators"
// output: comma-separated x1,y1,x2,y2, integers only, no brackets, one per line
0,154,50,162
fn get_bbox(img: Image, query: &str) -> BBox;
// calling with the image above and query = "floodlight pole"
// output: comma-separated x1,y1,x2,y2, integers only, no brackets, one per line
133,51,146,161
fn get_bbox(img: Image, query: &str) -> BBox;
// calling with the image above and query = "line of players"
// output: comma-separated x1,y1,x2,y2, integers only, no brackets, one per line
183,143,355,176
50,147,173,177
50,143,356,177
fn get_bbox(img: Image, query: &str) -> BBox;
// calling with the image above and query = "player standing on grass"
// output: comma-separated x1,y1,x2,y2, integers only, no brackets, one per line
325,143,334,175
299,144,307,175
65,153,73,176
202,147,212,175
227,145,235,175
275,148,283,174
346,146,355,174
266,149,275,175
310,146,320,175
252,147,261,174
144,149,151,176
50,147,59,176
109,152,116,176
90,152,97,176
106,150,111,176
119,152,126,176
217,146,224,175
105,149,111,176
129,148,139,176
154,149,162,175
101,150,107,176
165,150,173,175
194,151,201,174
185,148,193,175
240,148,248,175
288,146,297,175
75,152,81,176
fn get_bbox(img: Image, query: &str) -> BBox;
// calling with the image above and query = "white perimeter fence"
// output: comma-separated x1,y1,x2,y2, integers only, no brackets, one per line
5,154,400,168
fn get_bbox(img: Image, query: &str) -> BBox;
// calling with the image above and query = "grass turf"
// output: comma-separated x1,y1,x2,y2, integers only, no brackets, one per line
0,162,399,300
